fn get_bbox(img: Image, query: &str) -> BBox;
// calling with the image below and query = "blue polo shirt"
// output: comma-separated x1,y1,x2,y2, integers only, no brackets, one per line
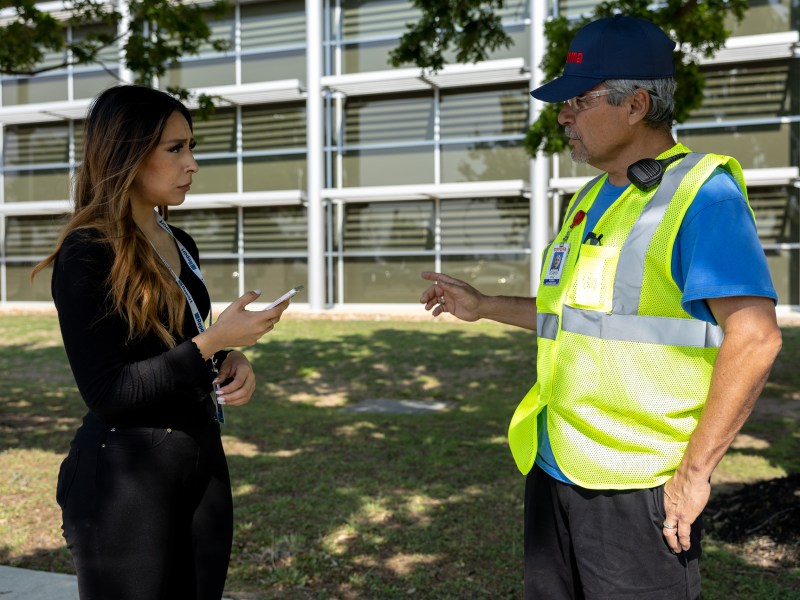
535,168,778,484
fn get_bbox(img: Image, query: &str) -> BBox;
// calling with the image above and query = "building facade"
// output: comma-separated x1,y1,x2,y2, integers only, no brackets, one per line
1,0,798,309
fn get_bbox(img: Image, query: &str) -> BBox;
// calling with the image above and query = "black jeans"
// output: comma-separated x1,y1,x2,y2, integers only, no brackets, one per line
57,425,233,600
524,465,702,600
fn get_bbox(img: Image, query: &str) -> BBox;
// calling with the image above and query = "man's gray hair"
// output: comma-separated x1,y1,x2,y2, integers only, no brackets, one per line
603,78,676,132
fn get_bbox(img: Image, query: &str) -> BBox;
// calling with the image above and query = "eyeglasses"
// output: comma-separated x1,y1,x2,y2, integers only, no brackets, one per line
565,89,614,112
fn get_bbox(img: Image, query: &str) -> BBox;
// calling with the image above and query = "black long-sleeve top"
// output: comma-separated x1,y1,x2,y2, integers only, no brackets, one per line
53,226,225,437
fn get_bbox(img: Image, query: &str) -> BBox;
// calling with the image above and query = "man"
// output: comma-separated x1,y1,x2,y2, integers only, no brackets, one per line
420,15,781,600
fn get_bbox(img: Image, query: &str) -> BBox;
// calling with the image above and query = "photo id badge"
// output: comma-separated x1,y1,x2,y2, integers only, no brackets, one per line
543,244,569,286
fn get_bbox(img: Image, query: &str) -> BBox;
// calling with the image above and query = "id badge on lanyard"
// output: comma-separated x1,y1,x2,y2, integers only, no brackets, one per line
543,209,586,287
153,215,226,424
543,244,569,286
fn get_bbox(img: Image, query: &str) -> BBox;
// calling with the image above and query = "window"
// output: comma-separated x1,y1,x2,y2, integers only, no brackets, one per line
3,124,71,202
441,197,529,250
242,103,307,191
4,216,65,301
161,9,235,89
192,109,237,194
167,209,239,301
441,197,531,296
440,87,530,182
340,95,434,186
242,206,309,298
241,0,306,83
725,0,797,36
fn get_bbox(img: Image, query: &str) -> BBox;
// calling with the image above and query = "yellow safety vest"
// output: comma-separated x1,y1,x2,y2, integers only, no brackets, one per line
508,144,751,489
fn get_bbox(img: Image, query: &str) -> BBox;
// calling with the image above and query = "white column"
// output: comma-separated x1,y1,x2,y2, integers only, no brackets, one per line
306,0,326,309
529,0,550,297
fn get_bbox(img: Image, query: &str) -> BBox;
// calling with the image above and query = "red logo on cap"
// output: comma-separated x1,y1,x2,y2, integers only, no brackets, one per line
566,52,583,64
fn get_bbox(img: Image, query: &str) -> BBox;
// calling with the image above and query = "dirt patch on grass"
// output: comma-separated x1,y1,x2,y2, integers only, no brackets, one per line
706,474,799,569
704,395,800,570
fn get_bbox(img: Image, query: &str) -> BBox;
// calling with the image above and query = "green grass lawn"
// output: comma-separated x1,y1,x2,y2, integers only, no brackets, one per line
1,314,798,599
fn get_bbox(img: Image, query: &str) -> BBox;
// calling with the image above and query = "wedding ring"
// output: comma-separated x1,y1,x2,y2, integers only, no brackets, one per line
662,521,677,529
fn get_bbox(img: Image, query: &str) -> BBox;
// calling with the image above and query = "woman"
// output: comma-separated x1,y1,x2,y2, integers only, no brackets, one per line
32,85,288,599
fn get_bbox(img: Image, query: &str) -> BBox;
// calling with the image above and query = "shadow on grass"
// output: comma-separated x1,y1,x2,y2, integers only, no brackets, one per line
2,321,799,598
0,545,74,575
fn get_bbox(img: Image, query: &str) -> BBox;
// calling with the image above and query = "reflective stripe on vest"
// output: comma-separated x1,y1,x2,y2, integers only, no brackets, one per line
561,305,724,348
537,312,558,341
613,153,703,314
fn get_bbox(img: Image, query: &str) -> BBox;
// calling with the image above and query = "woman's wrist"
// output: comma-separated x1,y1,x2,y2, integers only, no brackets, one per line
192,328,224,360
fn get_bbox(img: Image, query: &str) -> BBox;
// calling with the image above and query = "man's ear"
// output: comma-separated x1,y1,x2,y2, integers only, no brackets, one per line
627,88,650,125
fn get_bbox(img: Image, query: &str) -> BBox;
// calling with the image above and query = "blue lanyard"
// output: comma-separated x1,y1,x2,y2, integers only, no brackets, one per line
149,214,225,423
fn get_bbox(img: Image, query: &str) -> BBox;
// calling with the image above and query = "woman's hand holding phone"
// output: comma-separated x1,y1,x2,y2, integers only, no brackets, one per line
194,285,302,359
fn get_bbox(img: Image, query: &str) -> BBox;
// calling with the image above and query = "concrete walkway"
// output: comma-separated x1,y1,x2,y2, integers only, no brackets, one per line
0,566,78,599
0,566,236,599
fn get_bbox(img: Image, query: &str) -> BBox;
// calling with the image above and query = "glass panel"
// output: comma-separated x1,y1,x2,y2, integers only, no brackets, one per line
242,259,308,300
6,262,54,301
193,159,237,194
162,57,236,89
498,0,530,21
243,154,306,190
342,39,398,73
442,253,530,296
3,123,70,166
241,0,306,49
4,169,71,202
439,24,529,63
341,0,420,39
725,0,795,36
749,186,798,244
5,215,65,256
71,22,120,100
344,201,433,251
194,259,240,302
341,147,434,186
193,109,236,153
241,50,306,83
198,9,235,54
1,75,68,105
688,62,792,122
441,141,529,182
677,123,791,169
242,104,306,150
72,23,119,65
341,256,433,303
74,121,85,161
243,206,308,252
73,70,120,100
345,95,433,144
764,248,799,306
166,209,238,253
440,88,529,139
488,26,531,62
441,197,530,249
555,0,601,19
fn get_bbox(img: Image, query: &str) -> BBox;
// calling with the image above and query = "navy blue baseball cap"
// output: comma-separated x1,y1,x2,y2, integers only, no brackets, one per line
531,15,676,102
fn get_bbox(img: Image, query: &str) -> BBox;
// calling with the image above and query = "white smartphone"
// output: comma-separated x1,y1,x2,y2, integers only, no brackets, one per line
263,285,304,310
